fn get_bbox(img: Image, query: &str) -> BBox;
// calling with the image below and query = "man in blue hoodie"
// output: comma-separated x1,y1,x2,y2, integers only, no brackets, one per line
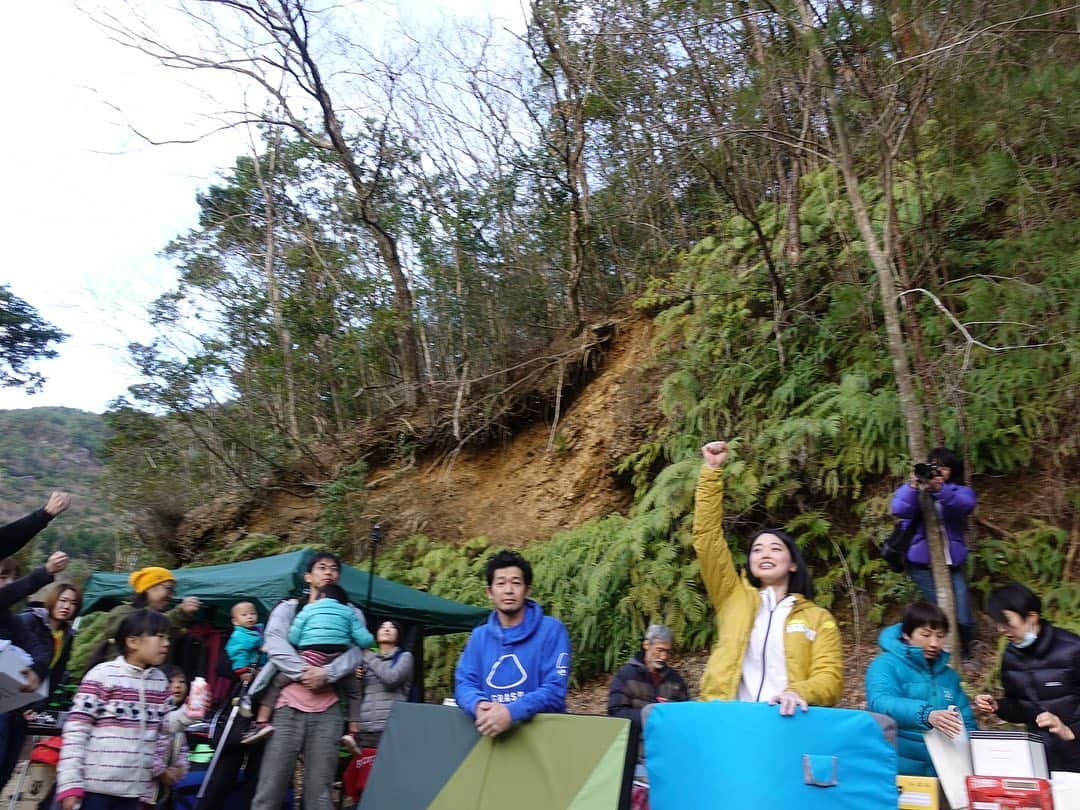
454,550,571,737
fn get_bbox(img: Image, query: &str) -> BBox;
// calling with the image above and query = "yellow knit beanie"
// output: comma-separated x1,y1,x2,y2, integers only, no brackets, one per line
129,566,175,593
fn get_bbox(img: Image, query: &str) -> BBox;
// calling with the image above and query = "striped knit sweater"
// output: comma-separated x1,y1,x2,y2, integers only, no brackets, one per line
57,656,193,803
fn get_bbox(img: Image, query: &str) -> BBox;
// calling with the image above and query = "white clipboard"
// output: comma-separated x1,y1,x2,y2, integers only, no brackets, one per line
924,724,972,809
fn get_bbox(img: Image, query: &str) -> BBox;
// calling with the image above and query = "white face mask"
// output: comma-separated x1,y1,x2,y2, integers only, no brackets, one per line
1012,623,1038,649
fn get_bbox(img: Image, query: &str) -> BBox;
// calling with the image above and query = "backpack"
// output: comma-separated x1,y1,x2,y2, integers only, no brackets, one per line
879,512,920,573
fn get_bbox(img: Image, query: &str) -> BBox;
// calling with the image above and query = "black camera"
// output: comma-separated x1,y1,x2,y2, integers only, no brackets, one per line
913,462,940,482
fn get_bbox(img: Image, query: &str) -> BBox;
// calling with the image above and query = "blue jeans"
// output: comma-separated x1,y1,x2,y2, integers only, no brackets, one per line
908,564,975,629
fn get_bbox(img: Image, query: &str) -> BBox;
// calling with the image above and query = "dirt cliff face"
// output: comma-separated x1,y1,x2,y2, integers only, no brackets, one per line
181,315,662,554
360,317,659,546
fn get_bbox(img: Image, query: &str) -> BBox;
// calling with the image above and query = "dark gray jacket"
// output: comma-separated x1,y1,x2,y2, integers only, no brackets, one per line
358,647,414,734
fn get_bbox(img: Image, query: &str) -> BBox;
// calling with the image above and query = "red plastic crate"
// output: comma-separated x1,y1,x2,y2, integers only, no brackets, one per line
966,775,1054,810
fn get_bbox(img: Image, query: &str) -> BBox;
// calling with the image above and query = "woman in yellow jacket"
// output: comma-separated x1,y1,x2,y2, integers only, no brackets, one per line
694,440,843,714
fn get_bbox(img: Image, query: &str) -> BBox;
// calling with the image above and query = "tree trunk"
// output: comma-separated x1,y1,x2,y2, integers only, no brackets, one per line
793,0,957,651
530,1,594,330
250,128,301,444
278,3,422,408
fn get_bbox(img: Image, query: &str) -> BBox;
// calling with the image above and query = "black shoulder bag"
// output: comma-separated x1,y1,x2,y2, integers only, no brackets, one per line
879,511,921,573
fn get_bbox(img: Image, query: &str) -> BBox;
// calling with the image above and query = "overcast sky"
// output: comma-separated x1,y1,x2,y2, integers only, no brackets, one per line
0,0,521,414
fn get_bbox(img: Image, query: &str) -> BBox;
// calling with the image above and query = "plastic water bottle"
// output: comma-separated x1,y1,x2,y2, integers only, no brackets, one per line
187,676,209,719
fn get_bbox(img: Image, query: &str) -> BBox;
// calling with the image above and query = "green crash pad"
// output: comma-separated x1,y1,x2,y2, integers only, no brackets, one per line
359,703,636,810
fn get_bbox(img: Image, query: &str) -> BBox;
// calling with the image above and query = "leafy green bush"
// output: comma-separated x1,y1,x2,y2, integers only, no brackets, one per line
316,461,369,557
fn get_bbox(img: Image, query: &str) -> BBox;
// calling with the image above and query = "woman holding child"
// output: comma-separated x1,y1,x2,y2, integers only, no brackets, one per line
693,441,843,713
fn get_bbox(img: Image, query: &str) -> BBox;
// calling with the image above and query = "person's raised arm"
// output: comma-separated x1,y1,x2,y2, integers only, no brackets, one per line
692,441,740,612
0,552,65,609
0,492,70,559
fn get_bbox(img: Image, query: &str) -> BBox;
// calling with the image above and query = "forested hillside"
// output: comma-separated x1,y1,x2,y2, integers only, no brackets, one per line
0,407,113,576
64,0,1077,690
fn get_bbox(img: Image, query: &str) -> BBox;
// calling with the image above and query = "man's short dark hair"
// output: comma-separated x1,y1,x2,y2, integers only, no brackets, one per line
987,582,1041,623
307,551,342,573
318,583,350,604
901,601,949,637
485,550,532,587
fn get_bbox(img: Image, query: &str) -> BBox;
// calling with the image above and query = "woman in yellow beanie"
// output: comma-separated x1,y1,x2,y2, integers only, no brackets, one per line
91,566,201,665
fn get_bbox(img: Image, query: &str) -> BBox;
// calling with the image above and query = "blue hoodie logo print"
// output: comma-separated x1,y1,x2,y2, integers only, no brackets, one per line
486,654,528,689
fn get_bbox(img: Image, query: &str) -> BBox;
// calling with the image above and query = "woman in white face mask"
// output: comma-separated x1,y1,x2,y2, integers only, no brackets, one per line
973,582,1080,773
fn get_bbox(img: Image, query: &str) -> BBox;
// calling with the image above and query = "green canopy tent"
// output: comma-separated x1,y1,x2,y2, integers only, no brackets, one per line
80,549,489,696
80,549,487,634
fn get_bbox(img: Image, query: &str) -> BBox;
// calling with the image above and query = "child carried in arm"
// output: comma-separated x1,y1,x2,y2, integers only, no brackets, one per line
242,584,373,749
225,601,266,685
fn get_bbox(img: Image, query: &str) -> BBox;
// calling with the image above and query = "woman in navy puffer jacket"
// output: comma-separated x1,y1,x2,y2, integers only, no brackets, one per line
866,602,977,776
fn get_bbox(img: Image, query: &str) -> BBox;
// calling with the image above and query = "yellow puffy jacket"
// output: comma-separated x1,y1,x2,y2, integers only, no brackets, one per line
693,465,843,705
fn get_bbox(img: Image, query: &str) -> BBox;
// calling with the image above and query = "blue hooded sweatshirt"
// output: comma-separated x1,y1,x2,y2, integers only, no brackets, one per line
866,623,977,776
454,599,571,723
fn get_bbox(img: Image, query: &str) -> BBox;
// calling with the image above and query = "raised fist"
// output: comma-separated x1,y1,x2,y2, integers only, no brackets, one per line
45,551,69,574
701,441,729,469
44,492,71,517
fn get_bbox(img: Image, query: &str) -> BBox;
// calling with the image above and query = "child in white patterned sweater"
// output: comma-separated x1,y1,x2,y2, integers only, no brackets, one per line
57,610,201,810
151,665,191,808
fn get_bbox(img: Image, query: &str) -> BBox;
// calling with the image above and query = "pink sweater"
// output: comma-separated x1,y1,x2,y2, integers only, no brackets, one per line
57,657,192,803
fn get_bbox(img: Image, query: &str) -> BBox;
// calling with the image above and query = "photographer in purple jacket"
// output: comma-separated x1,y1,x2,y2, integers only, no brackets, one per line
890,447,977,660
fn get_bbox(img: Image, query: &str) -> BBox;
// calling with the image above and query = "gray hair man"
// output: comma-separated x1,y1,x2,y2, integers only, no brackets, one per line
607,624,689,736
